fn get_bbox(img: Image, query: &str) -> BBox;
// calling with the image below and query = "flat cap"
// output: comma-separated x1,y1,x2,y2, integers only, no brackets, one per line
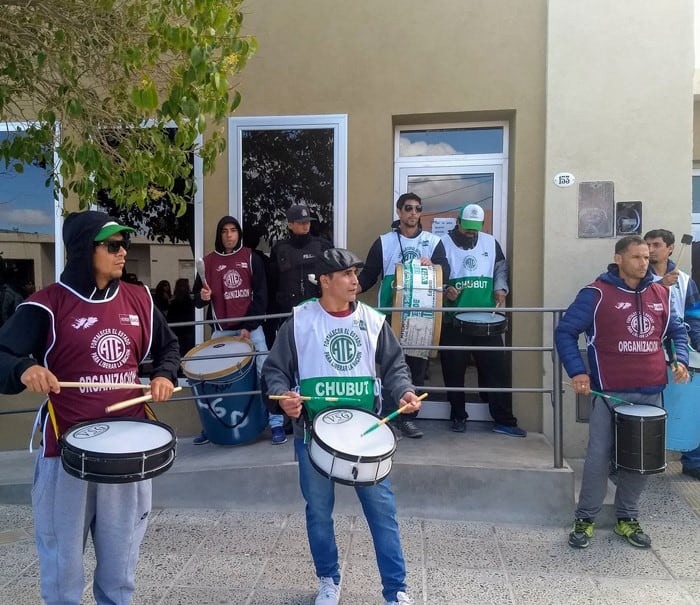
317,248,364,276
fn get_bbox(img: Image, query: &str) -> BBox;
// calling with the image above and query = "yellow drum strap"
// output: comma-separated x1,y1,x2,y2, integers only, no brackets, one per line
46,400,60,440
144,403,157,421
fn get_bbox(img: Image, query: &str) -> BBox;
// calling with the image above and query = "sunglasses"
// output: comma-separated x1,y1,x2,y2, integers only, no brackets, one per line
96,239,131,253
401,204,423,213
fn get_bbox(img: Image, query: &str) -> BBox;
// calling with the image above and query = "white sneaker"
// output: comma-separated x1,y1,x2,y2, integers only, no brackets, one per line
385,591,414,605
315,577,341,605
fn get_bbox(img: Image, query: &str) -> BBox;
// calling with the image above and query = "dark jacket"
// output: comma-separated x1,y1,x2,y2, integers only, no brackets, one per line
0,211,180,394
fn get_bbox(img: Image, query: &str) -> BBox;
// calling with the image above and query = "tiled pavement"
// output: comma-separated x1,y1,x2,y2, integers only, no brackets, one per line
1,461,700,605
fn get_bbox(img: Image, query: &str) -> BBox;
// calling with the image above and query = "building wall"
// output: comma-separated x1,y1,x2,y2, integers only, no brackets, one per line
543,0,695,456
209,0,550,430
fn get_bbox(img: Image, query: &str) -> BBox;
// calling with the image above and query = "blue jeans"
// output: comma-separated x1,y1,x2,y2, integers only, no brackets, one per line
294,438,407,601
212,327,283,429
682,445,700,469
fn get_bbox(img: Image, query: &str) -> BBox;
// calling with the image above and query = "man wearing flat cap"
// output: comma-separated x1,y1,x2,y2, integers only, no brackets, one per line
263,248,421,605
268,204,333,332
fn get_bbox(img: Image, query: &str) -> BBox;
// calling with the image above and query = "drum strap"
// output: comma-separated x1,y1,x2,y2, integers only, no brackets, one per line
144,403,157,421
46,400,60,441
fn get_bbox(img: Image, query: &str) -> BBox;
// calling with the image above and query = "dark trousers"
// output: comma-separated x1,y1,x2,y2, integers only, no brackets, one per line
439,323,517,427
382,355,427,419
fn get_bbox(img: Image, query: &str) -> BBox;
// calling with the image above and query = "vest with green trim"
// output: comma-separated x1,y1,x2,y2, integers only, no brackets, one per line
293,299,385,419
442,232,497,310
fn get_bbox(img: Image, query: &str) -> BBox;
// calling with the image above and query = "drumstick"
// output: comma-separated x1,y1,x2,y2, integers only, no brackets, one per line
195,257,209,289
105,386,182,413
563,382,634,405
268,394,361,403
59,382,150,389
360,393,429,437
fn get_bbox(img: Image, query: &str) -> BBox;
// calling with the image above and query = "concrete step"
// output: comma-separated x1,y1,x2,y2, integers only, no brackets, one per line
0,420,576,525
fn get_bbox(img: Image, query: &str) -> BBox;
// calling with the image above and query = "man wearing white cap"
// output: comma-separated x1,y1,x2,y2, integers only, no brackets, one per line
440,204,525,437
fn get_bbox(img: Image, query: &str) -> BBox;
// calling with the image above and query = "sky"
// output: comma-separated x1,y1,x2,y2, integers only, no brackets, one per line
0,131,55,235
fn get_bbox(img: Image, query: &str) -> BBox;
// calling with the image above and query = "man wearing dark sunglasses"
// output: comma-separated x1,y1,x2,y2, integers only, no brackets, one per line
0,210,180,605
358,193,449,439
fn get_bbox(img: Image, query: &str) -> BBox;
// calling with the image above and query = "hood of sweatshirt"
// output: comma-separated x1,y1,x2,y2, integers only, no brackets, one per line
60,211,132,299
214,215,243,254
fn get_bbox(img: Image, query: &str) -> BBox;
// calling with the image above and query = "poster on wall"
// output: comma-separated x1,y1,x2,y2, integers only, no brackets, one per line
615,201,642,236
577,181,614,238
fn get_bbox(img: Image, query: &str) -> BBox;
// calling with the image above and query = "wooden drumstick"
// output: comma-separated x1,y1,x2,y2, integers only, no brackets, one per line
59,382,150,389
361,392,429,437
105,386,182,413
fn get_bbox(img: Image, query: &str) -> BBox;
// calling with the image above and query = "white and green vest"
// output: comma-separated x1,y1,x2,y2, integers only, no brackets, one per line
293,299,385,418
442,231,497,310
378,230,442,309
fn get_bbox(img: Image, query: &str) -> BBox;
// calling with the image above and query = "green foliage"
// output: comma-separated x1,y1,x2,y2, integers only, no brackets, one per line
0,0,256,216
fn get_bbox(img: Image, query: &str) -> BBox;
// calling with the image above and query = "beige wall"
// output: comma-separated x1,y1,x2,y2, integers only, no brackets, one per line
221,0,549,430
544,0,695,456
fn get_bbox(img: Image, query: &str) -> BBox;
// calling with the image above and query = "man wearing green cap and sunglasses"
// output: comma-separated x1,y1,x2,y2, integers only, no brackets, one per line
0,210,180,605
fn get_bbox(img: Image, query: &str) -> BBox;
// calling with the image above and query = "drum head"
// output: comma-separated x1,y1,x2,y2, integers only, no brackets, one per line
455,312,506,324
313,408,394,458
62,419,174,454
181,336,253,380
615,404,666,418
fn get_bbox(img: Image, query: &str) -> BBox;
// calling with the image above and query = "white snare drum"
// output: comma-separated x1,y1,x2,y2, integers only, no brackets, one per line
308,408,397,486
454,311,507,337
59,418,177,483
391,262,443,359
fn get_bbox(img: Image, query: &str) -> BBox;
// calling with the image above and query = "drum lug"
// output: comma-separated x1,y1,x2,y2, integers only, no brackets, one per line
351,466,358,481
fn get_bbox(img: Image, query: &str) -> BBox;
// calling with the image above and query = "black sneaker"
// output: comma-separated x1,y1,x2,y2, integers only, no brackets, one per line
682,467,700,480
614,518,651,548
397,418,423,438
451,418,467,433
568,518,594,548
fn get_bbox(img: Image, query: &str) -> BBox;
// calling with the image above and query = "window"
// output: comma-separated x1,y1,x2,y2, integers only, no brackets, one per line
394,122,509,250
228,115,348,249
0,122,63,287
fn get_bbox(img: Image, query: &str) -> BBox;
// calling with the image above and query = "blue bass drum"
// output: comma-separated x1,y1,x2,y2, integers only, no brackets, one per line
664,350,700,452
181,336,268,445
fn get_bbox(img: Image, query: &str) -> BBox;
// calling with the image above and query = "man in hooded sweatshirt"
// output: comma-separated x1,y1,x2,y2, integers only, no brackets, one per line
192,215,286,444
0,210,180,605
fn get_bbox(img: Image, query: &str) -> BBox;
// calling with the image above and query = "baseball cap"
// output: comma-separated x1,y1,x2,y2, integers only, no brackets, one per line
317,248,364,276
459,204,485,231
94,220,136,241
286,204,315,223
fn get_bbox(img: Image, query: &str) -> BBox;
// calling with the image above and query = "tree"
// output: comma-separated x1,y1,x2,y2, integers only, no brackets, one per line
0,0,256,217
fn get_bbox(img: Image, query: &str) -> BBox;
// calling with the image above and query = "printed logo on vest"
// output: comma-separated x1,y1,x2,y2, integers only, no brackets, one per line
72,317,98,330
223,269,242,289
625,311,654,338
463,255,478,271
399,248,421,262
119,314,140,326
323,328,362,371
90,328,132,370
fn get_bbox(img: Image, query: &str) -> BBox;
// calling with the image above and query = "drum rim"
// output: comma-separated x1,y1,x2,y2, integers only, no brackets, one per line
310,407,397,462
59,418,176,458
307,447,393,487
613,404,667,418
454,311,507,323
181,335,253,380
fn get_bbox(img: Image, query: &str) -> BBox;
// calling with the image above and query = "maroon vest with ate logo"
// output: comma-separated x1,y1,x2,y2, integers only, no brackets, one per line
204,247,253,330
28,282,153,456
590,280,669,390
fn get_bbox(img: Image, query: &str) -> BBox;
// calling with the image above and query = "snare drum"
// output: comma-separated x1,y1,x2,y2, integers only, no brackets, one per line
59,418,176,483
454,312,507,337
614,404,667,474
391,262,443,359
182,337,268,445
308,408,397,486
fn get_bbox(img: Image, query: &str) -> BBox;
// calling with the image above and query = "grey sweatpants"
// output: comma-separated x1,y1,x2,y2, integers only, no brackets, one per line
575,391,661,521
32,456,151,605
